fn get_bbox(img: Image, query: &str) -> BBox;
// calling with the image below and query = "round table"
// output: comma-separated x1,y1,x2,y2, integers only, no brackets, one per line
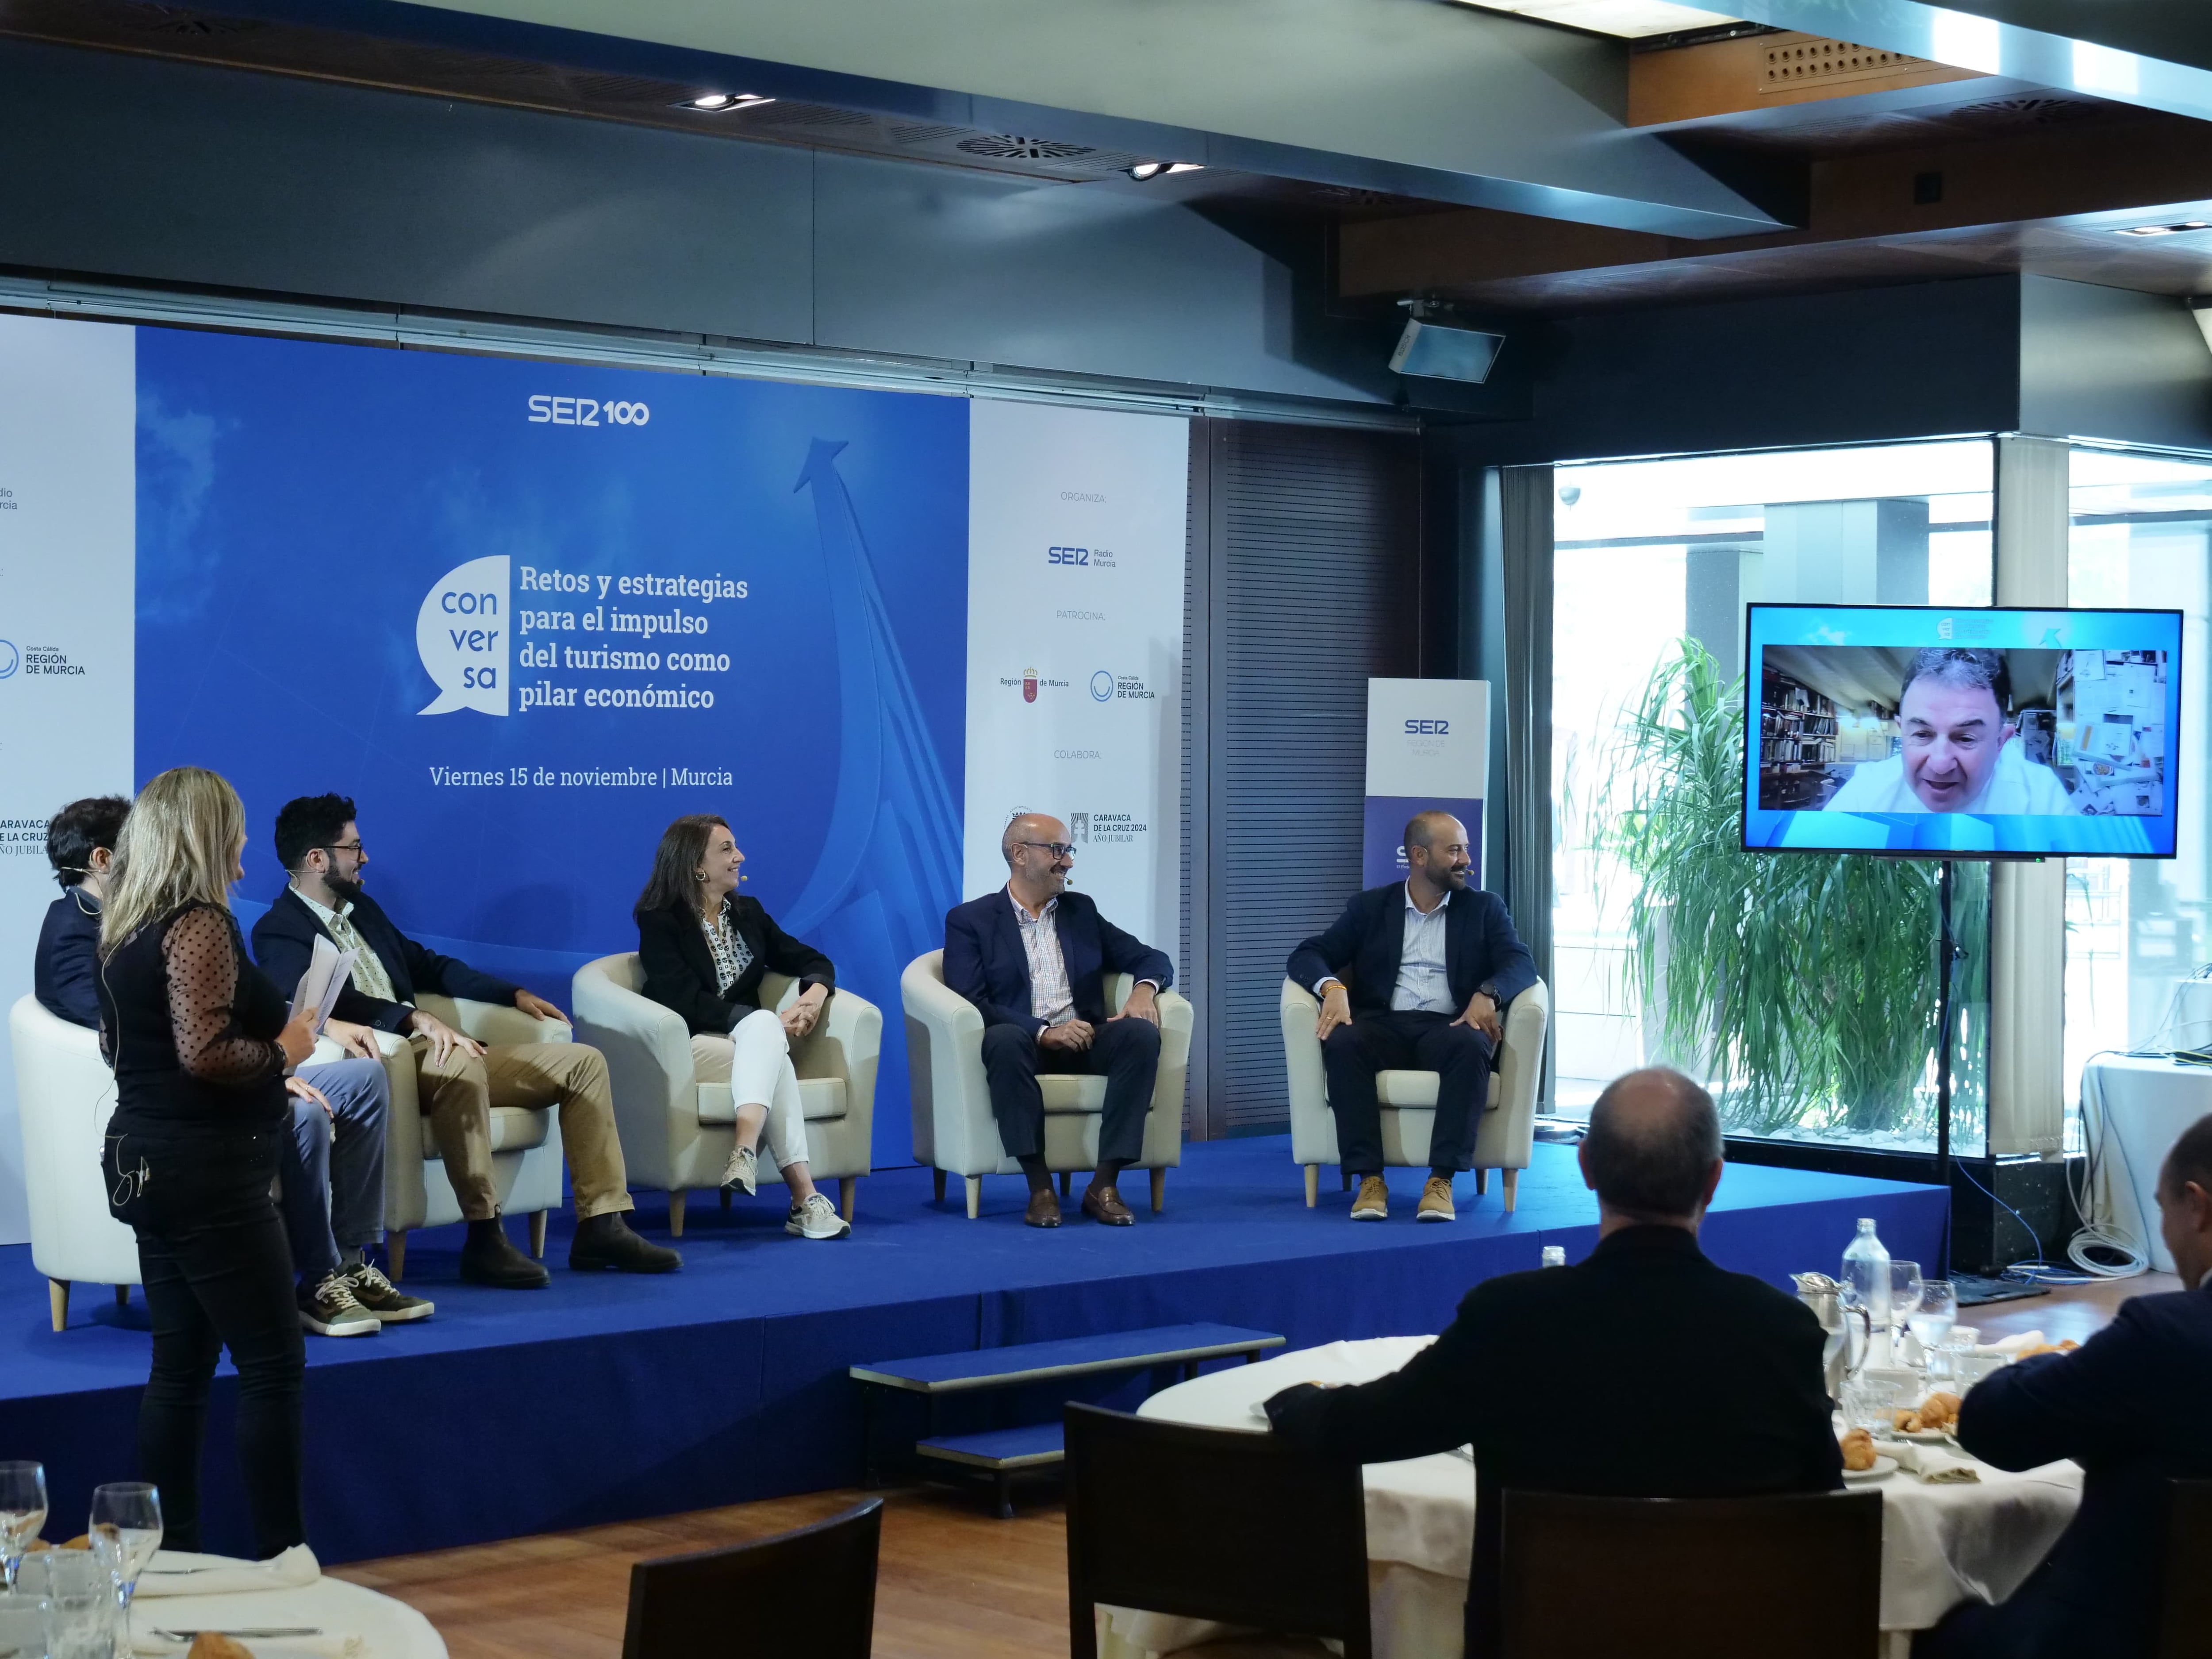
1098,1337,2084,1659
125,1549,444,1659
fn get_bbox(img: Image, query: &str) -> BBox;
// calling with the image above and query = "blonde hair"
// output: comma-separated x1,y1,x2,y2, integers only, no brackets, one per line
100,767,247,955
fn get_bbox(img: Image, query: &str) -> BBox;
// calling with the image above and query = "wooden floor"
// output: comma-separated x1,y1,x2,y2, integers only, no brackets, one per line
331,1272,2182,1659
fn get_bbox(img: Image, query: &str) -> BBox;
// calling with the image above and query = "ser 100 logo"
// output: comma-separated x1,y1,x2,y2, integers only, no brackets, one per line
1405,719,1451,735
527,396,651,427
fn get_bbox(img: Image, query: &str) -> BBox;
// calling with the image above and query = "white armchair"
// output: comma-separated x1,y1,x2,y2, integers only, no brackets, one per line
571,953,881,1235
1281,977,1551,1212
902,950,1191,1219
345,992,571,1281
12,995,138,1331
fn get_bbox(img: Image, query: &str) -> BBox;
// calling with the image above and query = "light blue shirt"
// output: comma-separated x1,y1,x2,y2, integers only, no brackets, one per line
1391,884,1454,1014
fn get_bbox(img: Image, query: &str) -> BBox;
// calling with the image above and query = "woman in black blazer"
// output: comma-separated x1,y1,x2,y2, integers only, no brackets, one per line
634,814,850,1240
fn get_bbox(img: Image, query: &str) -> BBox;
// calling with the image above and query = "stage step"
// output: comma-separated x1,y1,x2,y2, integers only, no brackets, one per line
850,1321,1285,1394
913,1424,1066,1520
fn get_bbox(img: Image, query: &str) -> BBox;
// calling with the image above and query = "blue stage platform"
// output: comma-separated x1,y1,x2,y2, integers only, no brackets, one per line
0,1136,1944,1563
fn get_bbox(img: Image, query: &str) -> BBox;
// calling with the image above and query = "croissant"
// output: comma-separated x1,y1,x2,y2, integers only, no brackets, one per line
1839,1428,1878,1472
1915,1392,1962,1430
188,1636,256,1659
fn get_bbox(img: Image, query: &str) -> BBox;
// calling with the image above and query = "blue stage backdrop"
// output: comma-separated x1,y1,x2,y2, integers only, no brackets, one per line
134,331,969,1169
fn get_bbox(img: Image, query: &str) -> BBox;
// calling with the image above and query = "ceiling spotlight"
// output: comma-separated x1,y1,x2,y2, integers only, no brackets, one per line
1127,161,1204,181
679,92,773,113
2113,220,2212,237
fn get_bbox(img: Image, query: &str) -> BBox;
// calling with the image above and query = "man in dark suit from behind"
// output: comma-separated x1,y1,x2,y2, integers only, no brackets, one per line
942,812,1172,1228
1917,1112,2212,1659
1286,810,1536,1222
1266,1068,1842,1658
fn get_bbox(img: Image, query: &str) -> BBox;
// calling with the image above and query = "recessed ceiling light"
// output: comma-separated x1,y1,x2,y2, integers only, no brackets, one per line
1447,0,1743,40
1128,161,1204,181
678,92,774,113
2113,221,2212,237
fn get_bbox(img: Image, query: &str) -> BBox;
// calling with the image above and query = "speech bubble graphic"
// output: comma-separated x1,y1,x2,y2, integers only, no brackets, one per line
418,554,511,716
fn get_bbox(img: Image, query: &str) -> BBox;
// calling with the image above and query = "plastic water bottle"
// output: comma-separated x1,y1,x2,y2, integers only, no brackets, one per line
1841,1217,1892,1366
1541,1246,1566,1268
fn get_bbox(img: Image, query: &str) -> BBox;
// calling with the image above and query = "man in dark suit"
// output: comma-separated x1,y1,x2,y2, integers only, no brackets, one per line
252,793,679,1286
943,812,1173,1229
33,794,127,1028
1267,1067,1841,1658
1917,1112,2212,1659
1286,810,1537,1222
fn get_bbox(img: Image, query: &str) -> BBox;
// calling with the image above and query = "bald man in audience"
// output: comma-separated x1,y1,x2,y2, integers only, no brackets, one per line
1916,1112,2212,1659
942,813,1174,1228
1265,1068,1840,1658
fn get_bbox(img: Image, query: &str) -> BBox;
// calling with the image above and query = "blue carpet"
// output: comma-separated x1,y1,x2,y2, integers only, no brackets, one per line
1,1136,1943,1563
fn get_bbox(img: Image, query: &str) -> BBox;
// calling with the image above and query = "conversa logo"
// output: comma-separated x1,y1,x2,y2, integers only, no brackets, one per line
418,555,510,716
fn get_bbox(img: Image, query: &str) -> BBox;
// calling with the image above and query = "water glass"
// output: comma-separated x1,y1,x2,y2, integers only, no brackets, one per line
0,1589,49,1659
1909,1281,1959,1370
0,1466,46,1594
1889,1260,1925,1344
1843,1370,1909,1432
85,1487,159,1659
16,1554,109,1659
1952,1352,2010,1393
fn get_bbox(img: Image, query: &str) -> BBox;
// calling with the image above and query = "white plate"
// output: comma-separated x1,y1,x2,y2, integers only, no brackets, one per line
1843,1456,1898,1483
1897,1428,1956,1443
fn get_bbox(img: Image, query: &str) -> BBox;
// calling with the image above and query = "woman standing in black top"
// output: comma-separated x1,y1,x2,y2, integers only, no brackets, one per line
97,767,318,1559
634,814,850,1240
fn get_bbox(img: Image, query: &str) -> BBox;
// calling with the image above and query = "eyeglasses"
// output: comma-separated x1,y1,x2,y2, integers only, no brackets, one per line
1015,840,1077,860
323,841,364,857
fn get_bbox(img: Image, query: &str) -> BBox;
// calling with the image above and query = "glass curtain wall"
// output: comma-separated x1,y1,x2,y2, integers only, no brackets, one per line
1551,440,1994,1152
2064,448,2212,1119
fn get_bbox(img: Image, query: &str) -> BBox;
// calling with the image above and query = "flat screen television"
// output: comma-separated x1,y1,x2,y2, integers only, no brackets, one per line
1743,604,2184,858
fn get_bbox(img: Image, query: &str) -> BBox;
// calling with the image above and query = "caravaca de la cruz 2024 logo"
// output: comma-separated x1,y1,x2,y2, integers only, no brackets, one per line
418,555,747,718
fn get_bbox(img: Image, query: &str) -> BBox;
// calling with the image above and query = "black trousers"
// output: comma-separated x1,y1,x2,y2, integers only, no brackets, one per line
980,1018,1162,1166
1321,1009,1494,1178
105,1123,307,1559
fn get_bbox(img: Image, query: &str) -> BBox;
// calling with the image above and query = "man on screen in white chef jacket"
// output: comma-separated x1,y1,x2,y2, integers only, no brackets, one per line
1823,647,2078,816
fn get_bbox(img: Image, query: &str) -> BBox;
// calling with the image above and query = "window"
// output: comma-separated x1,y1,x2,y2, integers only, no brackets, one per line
2064,447,2212,1124
1552,439,1994,1152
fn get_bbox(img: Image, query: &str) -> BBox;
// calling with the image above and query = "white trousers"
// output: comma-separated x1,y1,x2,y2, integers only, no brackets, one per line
691,1009,811,1170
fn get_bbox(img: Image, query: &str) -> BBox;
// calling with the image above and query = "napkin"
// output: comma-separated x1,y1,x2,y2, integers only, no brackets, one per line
1979,1331,2043,1355
1882,1440,1980,1484
133,1545,322,1598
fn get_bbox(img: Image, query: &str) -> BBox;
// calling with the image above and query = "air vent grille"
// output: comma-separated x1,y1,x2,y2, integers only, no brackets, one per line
1761,35,1929,92
956,135,1098,161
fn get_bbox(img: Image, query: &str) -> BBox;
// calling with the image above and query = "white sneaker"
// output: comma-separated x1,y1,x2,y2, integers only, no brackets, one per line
298,1271,381,1337
720,1145,758,1197
786,1192,851,1240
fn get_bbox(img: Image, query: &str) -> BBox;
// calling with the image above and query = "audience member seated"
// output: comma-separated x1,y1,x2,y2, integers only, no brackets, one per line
1284,810,1536,1223
251,793,679,1285
1916,1112,2212,1659
634,813,851,1240
1265,1067,1840,1657
942,813,1172,1228
96,767,318,1559
34,795,423,1336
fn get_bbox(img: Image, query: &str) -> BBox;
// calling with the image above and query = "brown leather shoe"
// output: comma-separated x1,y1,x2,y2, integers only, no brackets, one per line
1080,1185,1136,1226
1417,1175,1457,1223
1349,1174,1389,1221
1024,1188,1063,1228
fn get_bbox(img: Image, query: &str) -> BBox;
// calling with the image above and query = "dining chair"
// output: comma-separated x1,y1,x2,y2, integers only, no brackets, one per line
2157,1478,2212,1658
1064,1402,1370,1659
1499,1488,1882,1659
621,1497,882,1659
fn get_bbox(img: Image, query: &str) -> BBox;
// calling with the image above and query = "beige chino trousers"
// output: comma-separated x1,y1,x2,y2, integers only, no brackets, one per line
411,1038,633,1221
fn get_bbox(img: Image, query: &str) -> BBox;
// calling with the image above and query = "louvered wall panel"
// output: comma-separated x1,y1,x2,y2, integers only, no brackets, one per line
1215,423,1421,1132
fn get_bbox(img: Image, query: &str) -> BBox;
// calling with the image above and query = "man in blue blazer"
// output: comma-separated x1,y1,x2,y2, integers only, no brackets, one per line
1917,1112,2212,1659
943,813,1173,1228
1286,811,1536,1223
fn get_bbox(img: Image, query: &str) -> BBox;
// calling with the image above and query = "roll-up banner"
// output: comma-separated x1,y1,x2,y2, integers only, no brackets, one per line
1363,678,1490,888
0,314,1190,1241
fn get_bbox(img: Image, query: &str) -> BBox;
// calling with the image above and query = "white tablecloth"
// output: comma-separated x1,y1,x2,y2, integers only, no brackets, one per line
120,1549,445,1659
1100,1338,2083,1659
2085,1054,2212,1274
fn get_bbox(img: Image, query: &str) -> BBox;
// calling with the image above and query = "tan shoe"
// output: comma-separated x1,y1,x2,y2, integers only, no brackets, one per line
1417,1175,1457,1223
1349,1174,1389,1221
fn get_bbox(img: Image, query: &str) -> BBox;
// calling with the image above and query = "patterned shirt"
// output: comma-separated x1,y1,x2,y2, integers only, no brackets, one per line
702,901,755,995
293,887,401,1005
1009,889,1075,1027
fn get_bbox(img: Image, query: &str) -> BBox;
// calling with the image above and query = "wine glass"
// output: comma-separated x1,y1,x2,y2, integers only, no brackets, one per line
1889,1260,1925,1359
0,1463,46,1592
1910,1281,1959,1378
88,1482,161,1658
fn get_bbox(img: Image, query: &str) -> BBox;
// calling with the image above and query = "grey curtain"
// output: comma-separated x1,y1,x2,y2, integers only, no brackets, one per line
1500,466,1554,1104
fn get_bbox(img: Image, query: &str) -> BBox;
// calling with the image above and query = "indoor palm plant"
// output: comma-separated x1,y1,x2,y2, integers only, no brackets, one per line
1601,639,1985,1139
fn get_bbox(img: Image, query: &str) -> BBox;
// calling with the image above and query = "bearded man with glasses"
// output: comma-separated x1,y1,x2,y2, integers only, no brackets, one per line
942,812,1173,1228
